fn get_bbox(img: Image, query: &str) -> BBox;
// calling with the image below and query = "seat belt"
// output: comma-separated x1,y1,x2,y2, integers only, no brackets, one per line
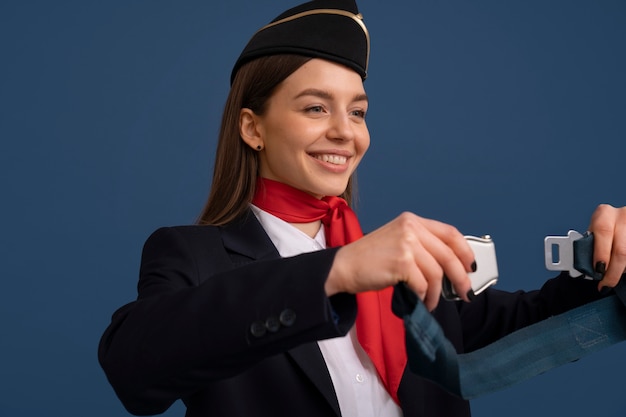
393,232,626,399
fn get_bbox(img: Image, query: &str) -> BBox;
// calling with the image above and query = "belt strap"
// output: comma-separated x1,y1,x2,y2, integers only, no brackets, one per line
394,234,626,399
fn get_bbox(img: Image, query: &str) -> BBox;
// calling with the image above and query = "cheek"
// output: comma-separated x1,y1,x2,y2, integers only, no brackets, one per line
261,133,303,173
358,130,371,156
350,133,370,174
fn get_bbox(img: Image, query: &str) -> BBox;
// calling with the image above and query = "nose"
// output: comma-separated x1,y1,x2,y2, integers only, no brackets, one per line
327,113,356,142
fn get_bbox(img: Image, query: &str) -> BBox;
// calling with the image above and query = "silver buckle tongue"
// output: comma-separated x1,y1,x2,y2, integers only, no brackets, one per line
544,230,585,278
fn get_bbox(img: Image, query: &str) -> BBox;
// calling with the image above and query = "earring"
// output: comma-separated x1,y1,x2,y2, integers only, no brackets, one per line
256,145,263,151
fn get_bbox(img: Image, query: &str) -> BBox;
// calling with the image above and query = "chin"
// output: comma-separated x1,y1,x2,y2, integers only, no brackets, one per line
292,177,350,199
316,183,349,198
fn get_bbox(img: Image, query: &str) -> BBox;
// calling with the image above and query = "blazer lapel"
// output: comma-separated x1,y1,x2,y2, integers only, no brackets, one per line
219,211,342,416
288,343,342,416
220,211,278,263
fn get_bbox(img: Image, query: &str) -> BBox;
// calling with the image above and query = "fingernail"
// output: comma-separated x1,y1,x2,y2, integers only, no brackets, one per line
471,261,477,273
599,286,612,296
466,289,476,301
595,261,606,275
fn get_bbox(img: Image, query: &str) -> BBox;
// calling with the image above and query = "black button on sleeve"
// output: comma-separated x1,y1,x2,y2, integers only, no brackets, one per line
265,316,280,333
250,320,266,338
279,308,296,327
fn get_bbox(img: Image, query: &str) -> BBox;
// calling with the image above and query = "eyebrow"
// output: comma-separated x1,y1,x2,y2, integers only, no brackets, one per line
294,88,368,103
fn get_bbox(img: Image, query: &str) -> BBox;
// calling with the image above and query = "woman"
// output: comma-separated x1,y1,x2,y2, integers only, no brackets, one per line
98,1,626,416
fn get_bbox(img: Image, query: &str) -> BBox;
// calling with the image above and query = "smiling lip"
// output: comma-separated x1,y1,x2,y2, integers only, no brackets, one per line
312,154,348,165
308,151,353,173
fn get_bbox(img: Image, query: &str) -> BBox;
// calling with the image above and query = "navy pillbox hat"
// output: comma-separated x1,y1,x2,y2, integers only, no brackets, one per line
231,0,369,84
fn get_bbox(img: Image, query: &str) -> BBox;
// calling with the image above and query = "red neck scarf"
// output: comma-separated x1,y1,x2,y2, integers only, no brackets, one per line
252,178,407,405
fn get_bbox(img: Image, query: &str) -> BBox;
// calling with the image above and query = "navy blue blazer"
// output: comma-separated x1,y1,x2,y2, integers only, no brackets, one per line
98,211,602,416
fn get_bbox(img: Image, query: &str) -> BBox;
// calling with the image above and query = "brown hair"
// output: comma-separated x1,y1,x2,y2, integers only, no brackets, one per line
198,54,357,226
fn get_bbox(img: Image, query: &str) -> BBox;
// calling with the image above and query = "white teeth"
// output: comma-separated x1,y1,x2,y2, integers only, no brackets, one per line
313,154,348,165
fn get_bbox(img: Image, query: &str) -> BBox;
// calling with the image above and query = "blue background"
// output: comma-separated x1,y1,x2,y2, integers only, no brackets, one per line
1,1,625,416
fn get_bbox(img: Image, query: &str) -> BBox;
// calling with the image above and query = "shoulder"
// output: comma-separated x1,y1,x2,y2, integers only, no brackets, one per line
145,210,262,243
145,211,264,248
150,224,221,240
140,225,226,266
144,225,222,249
140,212,275,269
138,225,236,290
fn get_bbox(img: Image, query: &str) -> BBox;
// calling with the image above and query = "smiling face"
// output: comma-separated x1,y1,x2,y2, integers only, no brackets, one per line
239,58,370,198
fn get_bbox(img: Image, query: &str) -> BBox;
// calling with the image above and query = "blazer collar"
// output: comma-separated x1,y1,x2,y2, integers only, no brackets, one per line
219,210,279,262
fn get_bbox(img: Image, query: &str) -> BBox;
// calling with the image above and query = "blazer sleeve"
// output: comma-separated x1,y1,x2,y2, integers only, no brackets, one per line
457,272,605,352
98,226,356,415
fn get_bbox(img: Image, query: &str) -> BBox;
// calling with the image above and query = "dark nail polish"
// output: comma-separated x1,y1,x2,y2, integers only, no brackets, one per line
595,261,606,275
466,289,476,301
471,261,477,273
599,286,612,296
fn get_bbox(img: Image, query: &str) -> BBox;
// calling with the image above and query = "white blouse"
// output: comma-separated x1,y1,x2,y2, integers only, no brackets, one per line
250,205,403,417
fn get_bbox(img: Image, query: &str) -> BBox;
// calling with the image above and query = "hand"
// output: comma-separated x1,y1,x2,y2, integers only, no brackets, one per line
325,212,475,311
587,204,626,290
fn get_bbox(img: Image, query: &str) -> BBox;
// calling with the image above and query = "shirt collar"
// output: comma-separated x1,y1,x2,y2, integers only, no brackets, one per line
250,204,326,257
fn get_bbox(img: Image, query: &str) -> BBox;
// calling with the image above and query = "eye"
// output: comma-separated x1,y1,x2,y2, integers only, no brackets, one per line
306,105,324,114
350,109,367,119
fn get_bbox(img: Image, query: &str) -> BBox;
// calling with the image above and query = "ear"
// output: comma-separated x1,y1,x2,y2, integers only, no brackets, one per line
239,108,264,150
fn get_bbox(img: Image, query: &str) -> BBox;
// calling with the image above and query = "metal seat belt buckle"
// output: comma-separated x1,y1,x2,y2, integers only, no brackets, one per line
544,230,595,280
442,235,499,301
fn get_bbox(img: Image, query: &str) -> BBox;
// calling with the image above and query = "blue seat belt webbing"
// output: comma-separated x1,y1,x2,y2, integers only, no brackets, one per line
396,233,626,399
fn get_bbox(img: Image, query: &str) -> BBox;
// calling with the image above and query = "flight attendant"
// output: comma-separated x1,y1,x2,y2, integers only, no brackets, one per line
99,1,626,415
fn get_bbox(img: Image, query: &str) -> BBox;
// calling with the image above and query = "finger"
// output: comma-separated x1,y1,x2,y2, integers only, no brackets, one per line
404,239,444,310
396,237,438,302
421,218,476,272
603,256,626,288
438,252,472,303
601,218,626,288
413,224,472,302
588,204,616,283
403,260,428,303
422,270,442,312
